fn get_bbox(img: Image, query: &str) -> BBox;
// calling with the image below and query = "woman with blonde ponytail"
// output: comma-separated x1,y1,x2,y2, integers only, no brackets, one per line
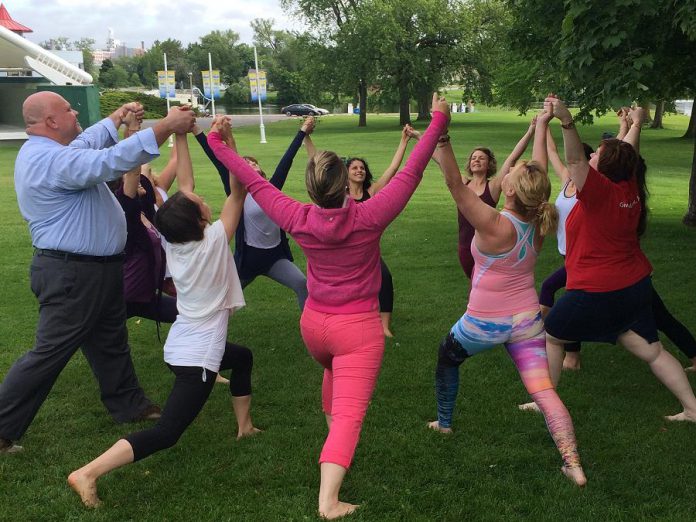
428,103,587,487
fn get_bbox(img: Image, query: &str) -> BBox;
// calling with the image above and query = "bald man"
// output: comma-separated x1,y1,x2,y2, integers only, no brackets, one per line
0,92,195,454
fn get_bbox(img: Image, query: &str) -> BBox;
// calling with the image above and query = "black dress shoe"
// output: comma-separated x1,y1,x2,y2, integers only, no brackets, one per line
0,437,23,454
131,404,162,422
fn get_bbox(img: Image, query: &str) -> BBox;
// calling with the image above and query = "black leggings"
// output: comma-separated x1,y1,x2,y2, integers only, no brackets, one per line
125,342,253,461
126,295,178,324
653,289,696,358
378,258,394,313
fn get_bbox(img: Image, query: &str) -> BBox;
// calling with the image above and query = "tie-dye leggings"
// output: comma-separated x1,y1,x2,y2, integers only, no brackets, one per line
435,310,581,469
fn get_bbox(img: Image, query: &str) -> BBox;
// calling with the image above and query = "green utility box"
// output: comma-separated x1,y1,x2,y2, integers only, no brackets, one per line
37,84,101,129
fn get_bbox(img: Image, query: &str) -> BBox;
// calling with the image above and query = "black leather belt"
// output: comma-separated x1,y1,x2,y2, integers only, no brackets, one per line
34,249,125,263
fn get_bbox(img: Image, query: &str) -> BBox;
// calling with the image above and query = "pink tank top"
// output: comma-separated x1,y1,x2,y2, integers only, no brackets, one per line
466,211,540,317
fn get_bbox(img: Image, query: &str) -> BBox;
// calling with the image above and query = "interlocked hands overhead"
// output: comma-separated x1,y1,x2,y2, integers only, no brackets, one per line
166,105,196,135
117,102,145,128
544,94,573,126
210,115,232,140
301,115,316,134
431,92,450,119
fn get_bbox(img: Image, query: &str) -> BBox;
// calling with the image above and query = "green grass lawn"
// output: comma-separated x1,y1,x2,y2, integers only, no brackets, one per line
1,110,696,520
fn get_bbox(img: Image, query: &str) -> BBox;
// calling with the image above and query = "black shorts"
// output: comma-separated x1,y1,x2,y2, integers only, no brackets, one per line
544,276,658,345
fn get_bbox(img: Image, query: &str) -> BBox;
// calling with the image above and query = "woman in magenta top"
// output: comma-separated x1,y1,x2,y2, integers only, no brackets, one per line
209,94,449,520
429,103,586,487
543,96,696,425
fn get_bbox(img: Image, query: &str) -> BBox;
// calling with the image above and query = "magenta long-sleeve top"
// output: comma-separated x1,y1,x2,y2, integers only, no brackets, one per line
208,111,447,314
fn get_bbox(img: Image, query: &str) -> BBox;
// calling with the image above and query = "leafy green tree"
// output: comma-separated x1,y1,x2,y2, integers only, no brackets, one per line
99,61,130,88
251,20,331,107
501,0,696,224
186,30,253,92
282,0,372,125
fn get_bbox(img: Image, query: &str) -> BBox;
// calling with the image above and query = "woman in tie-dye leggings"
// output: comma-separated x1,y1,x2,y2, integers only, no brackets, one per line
429,103,586,486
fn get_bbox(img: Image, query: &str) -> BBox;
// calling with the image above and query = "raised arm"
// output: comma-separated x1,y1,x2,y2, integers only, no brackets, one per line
489,117,536,201
368,125,413,196
360,94,449,228
151,106,196,146
174,132,194,192
220,165,248,242
436,141,501,236
269,116,315,189
546,127,570,183
304,133,317,159
208,119,304,233
621,106,645,154
531,104,552,172
117,124,140,200
193,119,233,196
548,96,590,191
154,142,178,193
616,107,630,141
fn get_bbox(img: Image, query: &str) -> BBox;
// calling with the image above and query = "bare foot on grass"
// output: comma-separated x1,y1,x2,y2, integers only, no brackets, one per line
562,352,581,371
237,426,263,440
561,466,587,487
427,420,453,434
319,501,359,519
518,402,540,413
67,470,102,508
665,411,696,423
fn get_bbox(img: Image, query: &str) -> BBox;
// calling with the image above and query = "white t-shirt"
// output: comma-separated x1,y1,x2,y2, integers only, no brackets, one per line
243,193,281,249
165,220,245,320
164,309,230,374
163,220,245,373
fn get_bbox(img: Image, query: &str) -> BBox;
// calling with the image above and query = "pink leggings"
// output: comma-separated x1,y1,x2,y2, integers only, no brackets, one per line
300,308,385,469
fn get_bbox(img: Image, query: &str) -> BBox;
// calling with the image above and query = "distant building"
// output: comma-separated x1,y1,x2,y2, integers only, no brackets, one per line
92,29,145,65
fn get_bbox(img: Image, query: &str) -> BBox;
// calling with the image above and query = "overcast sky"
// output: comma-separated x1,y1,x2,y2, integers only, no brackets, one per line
8,0,304,48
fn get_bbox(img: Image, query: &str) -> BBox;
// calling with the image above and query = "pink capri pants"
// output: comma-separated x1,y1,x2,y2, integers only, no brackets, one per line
300,307,385,468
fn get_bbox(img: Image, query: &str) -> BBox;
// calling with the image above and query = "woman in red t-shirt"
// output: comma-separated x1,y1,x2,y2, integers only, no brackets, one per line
543,96,696,423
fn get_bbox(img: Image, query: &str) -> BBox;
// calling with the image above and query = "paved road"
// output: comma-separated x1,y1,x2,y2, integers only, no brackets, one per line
142,113,297,130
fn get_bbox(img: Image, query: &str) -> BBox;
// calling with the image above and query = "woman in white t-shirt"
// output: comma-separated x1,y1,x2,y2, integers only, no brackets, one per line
68,118,258,508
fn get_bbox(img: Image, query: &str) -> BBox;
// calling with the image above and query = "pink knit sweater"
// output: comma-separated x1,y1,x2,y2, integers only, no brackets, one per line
208,111,447,314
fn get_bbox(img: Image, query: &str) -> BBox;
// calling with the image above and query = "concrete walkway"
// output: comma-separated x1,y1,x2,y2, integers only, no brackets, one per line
142,114,293,130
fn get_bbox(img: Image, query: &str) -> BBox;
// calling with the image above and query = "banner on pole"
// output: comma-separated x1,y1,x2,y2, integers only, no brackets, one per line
157,70,176,98
248,69,267,102
201,70,221,100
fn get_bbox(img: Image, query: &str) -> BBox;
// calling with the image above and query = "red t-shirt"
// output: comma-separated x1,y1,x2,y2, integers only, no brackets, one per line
565,166,652,292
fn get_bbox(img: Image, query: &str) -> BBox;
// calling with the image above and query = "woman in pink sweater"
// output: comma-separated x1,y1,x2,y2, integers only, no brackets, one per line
209,94,449,519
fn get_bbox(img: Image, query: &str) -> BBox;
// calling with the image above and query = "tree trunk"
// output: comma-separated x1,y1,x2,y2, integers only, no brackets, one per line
399,81,411,126
683,108,696,139
357,79,367,127
416,90,431,121
683,132,696,226
650,100,665,129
